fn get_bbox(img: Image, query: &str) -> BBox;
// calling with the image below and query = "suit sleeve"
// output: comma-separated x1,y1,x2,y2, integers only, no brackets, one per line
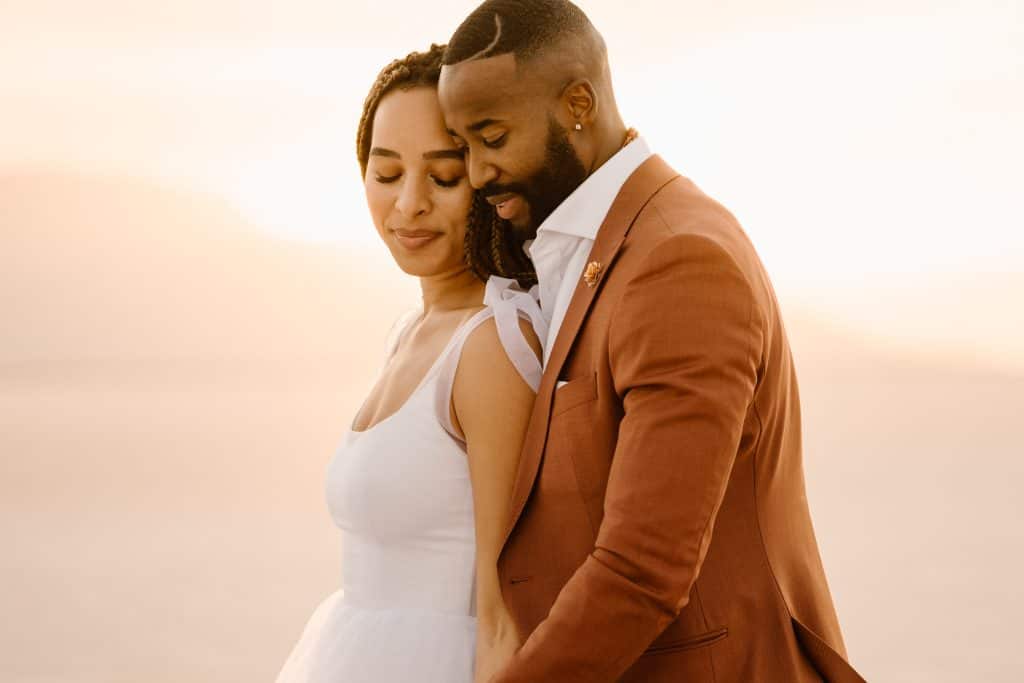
490,233,764,682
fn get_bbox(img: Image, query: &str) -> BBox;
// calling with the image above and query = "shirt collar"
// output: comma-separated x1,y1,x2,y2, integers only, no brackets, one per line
534,135,652,241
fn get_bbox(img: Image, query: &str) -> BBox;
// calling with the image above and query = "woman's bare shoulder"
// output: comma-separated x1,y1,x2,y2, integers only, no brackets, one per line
460,314,541,385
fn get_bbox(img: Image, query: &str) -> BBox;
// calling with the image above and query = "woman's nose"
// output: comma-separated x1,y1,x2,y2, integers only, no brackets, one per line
395,176,431,218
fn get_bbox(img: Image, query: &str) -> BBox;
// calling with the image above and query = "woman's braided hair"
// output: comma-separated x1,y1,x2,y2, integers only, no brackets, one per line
356,43,537,288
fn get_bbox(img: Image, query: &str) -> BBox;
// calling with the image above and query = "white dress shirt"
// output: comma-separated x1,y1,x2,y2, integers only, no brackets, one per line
524,136,652,368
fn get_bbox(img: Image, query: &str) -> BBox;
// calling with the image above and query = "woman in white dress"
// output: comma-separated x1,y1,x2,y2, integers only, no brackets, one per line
274,45,546,683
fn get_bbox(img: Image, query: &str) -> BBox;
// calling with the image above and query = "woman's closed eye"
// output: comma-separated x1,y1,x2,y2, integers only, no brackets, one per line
431,175,463,188
373,170,462,188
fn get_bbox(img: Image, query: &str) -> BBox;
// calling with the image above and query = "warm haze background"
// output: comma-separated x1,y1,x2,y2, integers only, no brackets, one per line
2,1,1022,681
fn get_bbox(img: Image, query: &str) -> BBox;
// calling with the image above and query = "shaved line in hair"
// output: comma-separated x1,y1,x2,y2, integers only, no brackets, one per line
464,14,504,63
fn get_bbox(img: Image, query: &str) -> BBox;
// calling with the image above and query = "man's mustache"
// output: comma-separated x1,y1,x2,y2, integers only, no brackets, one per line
481,182,529,199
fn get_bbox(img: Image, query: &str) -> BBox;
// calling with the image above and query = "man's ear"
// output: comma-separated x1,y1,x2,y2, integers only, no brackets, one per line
562,79,599,127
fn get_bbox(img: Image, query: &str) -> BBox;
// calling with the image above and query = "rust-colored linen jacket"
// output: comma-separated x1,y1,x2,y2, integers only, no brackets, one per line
491,156,865,682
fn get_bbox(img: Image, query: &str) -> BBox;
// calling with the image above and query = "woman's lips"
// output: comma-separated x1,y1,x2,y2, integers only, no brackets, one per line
393,229,441,250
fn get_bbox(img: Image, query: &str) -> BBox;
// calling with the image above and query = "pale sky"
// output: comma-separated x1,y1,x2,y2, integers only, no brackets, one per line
2,0,1021,366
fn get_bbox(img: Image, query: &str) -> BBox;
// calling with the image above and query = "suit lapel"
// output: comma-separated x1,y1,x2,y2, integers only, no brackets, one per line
502,155,679,547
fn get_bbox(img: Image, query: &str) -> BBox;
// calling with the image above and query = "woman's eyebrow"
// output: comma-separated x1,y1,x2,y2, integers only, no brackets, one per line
423,149,465,160
369,148,463,160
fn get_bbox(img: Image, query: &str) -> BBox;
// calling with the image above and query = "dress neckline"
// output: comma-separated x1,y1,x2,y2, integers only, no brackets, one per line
347,305,490,437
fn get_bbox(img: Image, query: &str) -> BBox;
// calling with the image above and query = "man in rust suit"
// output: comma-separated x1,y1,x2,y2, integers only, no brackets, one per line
440,1,866,680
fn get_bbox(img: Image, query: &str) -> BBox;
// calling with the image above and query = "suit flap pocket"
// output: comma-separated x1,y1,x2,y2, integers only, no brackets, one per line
641,627,728,656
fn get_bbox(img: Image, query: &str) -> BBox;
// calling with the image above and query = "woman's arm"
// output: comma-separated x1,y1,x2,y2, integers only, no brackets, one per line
451,315,543,683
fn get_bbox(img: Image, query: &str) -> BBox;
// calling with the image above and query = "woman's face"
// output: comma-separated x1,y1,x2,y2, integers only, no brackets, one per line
364,86,473,278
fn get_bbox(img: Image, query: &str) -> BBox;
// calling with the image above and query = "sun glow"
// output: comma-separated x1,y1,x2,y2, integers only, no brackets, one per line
227,133,376,246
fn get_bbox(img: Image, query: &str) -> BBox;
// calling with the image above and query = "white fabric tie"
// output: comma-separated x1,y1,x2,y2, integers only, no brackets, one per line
482,276,548,392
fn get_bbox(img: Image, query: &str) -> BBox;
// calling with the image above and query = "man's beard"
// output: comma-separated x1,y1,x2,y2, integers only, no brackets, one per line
486,116,588,236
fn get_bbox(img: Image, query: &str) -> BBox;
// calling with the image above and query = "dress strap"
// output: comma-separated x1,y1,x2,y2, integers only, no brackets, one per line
433,276,547,446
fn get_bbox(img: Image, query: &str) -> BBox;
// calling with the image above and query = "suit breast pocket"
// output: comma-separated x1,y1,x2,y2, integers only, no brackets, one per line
550,372,598,417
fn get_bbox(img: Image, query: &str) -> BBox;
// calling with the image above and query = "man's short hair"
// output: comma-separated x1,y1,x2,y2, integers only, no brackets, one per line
442,0,596,66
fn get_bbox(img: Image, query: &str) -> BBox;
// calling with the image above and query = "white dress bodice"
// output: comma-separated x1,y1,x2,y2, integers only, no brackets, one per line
328,390,478,614
275,275,547,683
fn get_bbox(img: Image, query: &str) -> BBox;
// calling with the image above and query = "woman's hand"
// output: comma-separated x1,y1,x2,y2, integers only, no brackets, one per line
473,609,521,683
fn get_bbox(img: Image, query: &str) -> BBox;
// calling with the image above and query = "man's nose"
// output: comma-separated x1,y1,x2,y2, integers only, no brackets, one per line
466,150,498,190
395,176,430,218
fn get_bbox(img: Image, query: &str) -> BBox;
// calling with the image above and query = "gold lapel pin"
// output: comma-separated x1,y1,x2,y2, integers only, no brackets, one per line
583,260,603,287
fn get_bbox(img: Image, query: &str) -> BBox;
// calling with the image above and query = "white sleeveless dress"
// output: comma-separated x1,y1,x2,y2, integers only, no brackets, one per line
274,275,548,683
